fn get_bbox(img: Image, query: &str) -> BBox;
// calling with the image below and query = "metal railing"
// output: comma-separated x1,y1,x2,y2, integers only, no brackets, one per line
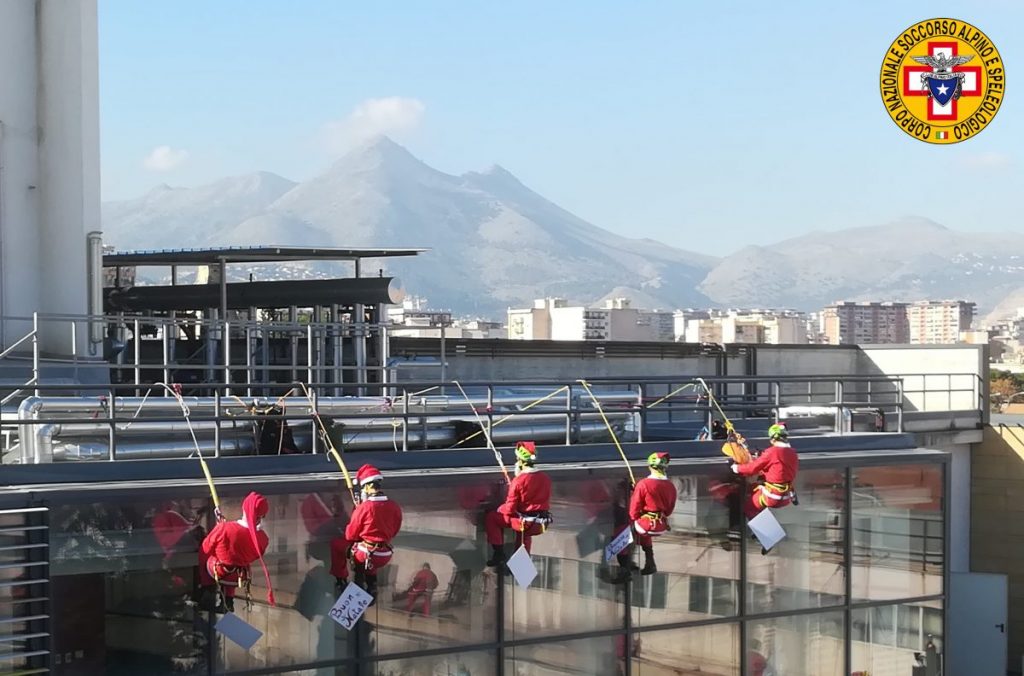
3,373,921,463
0,314,38,406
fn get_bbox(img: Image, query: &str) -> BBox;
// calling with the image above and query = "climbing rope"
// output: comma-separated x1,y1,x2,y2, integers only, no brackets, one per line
450,385,571,448
452,380,511,484
294,381,357,505
577,379,636,487
154,382,223,519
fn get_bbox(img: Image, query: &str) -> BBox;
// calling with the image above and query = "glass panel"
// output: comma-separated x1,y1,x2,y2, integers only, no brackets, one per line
374,649,494,676
360,477,500,658
634,470,739,628
51,495,209,675
851,600,944,674
506,635,626,676
504,472,626,639
851,464,943,601
633,624,739,675
747,611,845,676
745,468,846,614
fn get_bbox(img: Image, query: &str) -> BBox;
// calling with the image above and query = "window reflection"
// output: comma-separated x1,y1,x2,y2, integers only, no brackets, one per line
747,611,845,676
507,636,625,676
851,600,943,673
634,624,739,675
633,470,739,627
851,465,943,601
505,471,626,640
745,469,846,614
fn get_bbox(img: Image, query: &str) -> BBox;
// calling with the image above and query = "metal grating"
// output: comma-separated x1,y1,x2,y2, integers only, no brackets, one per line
0,507,50,674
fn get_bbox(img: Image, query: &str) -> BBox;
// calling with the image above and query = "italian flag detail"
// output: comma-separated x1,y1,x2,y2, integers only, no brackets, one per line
936,131,948,139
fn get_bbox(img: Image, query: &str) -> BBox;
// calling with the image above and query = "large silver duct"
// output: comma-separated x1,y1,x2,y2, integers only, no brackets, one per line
42,420,624,461
14,390,640,463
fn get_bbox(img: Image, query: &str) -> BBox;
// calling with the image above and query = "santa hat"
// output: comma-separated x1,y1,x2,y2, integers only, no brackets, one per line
515,440,537,462
356,464,383,486
242,492,276,606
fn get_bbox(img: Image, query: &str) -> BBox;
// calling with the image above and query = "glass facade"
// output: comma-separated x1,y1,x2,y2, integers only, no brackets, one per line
32,453,945,675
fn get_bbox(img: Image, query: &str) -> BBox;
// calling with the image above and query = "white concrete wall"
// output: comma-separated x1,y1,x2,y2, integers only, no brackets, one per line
860,344,986,412
0,1,43,347
0,0,98,356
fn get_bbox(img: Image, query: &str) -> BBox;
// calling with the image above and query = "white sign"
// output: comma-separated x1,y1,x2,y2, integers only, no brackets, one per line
214,612,263,650
329,582,374,630
506,545,538,588
604,526,634,563
748,508,787,552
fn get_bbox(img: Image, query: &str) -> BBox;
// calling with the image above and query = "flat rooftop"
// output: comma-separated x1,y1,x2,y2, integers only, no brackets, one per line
103,245,428,266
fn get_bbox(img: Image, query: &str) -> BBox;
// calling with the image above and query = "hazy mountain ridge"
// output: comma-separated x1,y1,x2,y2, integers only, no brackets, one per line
103,139,1024,315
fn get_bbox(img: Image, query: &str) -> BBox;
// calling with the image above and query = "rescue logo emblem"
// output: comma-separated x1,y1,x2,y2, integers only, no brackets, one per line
880,18,1004,144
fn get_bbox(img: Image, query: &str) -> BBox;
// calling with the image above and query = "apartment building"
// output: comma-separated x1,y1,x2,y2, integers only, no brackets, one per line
822,301,909,345
507,298,673,341
678,309,809,345
908,300,976,345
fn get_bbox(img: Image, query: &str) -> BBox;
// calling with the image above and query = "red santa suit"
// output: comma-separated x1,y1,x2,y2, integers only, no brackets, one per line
405,566,440,615
485,466,552,553
199,492,276,606
628,472,677,547
330,465,403,580
734,440,799,518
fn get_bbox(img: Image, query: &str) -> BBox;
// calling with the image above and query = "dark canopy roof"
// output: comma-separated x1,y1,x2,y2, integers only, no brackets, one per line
103,245,427,266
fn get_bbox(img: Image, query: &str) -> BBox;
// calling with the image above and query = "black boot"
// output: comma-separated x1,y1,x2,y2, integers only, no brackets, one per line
222,594,235,613
610,553,637,584
640,546,657,575
335,576,348,592
486,545,506,567
365,573,378,605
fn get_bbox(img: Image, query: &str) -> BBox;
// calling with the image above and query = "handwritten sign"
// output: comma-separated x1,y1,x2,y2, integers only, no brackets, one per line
329,582,374,630
506,545,538,589
604,526,634,563
749,508,787,552
214,612,263,650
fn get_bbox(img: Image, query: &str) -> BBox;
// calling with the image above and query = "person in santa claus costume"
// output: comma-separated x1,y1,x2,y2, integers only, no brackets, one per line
627,451,677,575
330,464,403,600
484,441,553,566
198,492,276,612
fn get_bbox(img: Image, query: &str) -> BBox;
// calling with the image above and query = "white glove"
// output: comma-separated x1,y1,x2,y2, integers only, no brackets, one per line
730,463,740,474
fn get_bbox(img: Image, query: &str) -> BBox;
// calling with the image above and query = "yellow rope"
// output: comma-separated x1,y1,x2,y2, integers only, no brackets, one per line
577,379,636,487
452,380,512,484
155,382,222,516
645,382,697,409
451,385,570,448
696,377,753,455
294,381,357,504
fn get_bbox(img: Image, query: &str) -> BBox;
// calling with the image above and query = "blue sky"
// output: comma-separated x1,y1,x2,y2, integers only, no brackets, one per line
100,1,1020,255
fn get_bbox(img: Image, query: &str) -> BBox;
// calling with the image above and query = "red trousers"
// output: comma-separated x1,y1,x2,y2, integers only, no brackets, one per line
330,538,393,579
405,590,433,615
484,511,545,553
199,556,246,599
745,485,793,519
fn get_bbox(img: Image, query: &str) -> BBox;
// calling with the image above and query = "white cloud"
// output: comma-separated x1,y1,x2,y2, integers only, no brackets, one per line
960,151,1013,170
324,97,425,154
142,145,189,172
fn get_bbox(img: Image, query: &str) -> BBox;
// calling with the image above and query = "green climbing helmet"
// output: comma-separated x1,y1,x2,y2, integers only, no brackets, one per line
647,451,670,469
515,440,537,463
768,423,788,441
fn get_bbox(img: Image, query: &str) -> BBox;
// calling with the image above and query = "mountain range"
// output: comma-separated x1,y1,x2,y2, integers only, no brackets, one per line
103,137,1024,317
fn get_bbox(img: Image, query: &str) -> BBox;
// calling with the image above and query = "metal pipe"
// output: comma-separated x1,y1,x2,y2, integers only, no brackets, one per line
41,420,618,461
86,231,104,351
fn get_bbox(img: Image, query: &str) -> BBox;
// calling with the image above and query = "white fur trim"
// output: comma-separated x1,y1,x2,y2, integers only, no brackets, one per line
647,473,669,480
359,473,383,485
519,466,539,473
366,495,389,502
772,441,792,448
